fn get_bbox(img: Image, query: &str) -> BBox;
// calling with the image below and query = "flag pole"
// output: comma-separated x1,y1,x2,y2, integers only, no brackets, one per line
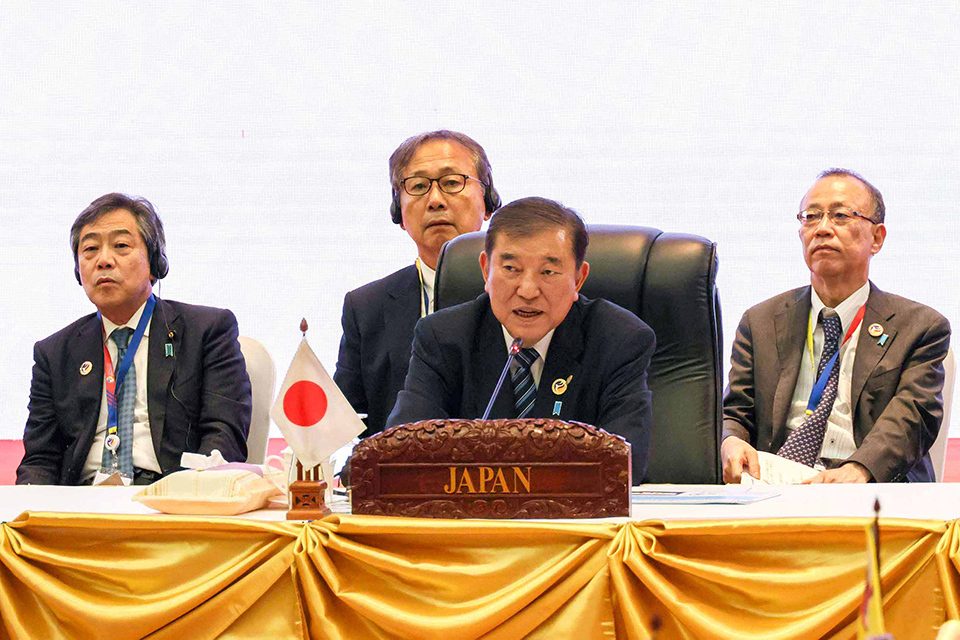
301,318,308,335
873,497,881,579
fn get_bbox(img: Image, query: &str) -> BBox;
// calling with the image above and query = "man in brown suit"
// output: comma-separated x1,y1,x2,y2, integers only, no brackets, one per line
722,169,951,483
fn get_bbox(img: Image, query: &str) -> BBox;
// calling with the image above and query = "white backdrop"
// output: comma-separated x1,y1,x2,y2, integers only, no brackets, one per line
1,2,958,440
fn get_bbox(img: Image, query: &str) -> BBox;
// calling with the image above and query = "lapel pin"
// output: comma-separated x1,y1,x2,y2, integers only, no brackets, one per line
552,401,562,416
868,323,883,337
165,343,175,358
551,375,573,396
79,361,93,376
878,334,889,347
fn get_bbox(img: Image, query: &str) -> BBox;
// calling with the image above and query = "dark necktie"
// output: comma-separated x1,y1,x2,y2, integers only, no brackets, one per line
778,310,842,467
101,327,136,478
512,348,540,419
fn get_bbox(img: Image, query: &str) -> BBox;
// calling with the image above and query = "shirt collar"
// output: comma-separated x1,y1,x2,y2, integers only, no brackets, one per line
810,281,870,333
419,260,436,300
500,326,555,364
101,299,151,344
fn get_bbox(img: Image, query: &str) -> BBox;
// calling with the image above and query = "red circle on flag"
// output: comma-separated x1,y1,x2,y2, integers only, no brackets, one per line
283,381,328,426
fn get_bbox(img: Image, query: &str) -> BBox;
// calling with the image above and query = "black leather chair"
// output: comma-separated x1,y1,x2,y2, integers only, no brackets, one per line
434,225,722,484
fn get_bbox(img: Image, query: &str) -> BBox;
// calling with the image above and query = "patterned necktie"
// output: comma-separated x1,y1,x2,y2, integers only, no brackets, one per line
778,310,842,467
101,327,136,478
512,348,540,419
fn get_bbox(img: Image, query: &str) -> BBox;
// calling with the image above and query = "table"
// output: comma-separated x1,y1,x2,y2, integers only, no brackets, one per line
2,484,959,639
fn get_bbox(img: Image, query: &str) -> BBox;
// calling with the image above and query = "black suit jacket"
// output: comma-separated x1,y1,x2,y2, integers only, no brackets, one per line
723,283,951,482
386,293,656,482
334,265,421,437
17,299,252,485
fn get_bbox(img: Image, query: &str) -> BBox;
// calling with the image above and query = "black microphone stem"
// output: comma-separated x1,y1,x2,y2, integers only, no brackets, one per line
481,338,523,421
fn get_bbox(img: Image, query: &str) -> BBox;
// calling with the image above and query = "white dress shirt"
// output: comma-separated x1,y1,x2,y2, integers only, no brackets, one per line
785,281,871,463
419,261,436,317
82,300,162,481
500,327,555,389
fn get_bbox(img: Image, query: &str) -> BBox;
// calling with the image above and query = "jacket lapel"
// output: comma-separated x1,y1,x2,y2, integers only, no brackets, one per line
772,287,809,438
386,265,422,372
148,299,182,456
472,301,513,419
73,315,105,454
851,284,897,411
534,302,584,420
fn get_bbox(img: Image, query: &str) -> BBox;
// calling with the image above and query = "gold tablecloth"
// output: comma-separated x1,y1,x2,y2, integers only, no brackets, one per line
1,512,958,639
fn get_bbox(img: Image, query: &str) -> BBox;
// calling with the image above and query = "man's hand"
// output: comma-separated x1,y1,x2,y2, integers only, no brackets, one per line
721,436,760,484
802,462,871,484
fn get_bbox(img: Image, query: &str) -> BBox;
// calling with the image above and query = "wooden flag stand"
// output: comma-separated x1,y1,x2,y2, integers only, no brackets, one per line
286,459,331,520
283,318,332,520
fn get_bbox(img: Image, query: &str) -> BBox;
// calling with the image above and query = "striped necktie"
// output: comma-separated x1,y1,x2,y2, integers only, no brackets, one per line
512,347,540,419
778,310,842,467
101,327,136,478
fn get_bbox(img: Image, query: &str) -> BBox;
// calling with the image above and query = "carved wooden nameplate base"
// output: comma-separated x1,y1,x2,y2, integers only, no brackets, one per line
287,460,331,520
351,419,631,519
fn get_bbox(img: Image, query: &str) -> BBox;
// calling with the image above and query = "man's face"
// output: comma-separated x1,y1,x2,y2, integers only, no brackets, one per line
799,175,885,283
479,228,589,345
399,139,490,268
77,208,154,323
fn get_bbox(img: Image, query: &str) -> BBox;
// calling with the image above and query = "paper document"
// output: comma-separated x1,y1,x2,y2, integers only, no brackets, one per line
739,451,819,485
631,486,779,505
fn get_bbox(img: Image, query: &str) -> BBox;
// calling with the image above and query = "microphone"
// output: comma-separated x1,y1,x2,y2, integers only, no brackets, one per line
481,337,523,421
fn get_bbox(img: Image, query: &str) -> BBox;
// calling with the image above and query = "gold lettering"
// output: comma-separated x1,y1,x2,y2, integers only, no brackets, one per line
490,468,511,493
456,468,477,494
479,467,494,493
512,467,532,493
443,467,457,494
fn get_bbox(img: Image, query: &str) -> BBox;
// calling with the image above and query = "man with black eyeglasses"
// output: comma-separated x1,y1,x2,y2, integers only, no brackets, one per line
334,131,501,437
722,169,950,483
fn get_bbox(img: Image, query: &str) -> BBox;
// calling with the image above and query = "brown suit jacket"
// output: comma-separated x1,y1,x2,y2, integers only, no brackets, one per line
723,283,950,482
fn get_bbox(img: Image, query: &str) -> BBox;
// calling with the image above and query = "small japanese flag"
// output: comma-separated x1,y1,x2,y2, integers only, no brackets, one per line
270,337,365,470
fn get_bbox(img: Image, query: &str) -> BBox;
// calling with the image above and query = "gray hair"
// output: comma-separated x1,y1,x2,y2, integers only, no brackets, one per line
70,192,168,283
388,130,500,223
816,168,886,223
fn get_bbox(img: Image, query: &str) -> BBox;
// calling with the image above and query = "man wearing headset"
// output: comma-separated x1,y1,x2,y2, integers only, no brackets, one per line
17,193,252,485
334,130,500,437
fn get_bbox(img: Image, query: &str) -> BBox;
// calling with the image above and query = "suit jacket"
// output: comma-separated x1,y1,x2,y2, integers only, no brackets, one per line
334,264,421,437
17,299,252,485
386,293,656,482
723,283,951,482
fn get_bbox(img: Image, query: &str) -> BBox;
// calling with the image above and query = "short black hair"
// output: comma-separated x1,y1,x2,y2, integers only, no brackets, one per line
485,197,588,268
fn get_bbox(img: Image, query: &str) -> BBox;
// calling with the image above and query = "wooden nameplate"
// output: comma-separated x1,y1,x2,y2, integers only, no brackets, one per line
350,418,631,519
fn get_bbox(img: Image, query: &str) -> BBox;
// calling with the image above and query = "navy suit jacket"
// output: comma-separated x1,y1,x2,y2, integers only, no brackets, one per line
386,293,656,482
723,283,951,482
334,265,421,437
17,299,252,485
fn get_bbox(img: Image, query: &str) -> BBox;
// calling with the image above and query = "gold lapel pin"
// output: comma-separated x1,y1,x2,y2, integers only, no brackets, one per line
79,361,93,376
868,323,883,337
552,375,573,395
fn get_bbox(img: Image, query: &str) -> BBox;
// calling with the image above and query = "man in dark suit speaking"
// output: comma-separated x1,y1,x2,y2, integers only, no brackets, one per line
17,193,251,485
334,131,500,437
722,169,951,483
386,197,655,480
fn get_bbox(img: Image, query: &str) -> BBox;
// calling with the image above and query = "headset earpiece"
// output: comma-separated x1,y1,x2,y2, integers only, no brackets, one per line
390,188,403,225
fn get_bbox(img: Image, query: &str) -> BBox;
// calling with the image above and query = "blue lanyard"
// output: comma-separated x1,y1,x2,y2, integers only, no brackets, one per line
805,350,840,414
102,295,156,434
804,304,865,414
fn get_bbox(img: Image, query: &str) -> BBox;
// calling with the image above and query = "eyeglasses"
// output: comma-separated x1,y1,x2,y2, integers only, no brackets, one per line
401,173,484,197
797,208,879,227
